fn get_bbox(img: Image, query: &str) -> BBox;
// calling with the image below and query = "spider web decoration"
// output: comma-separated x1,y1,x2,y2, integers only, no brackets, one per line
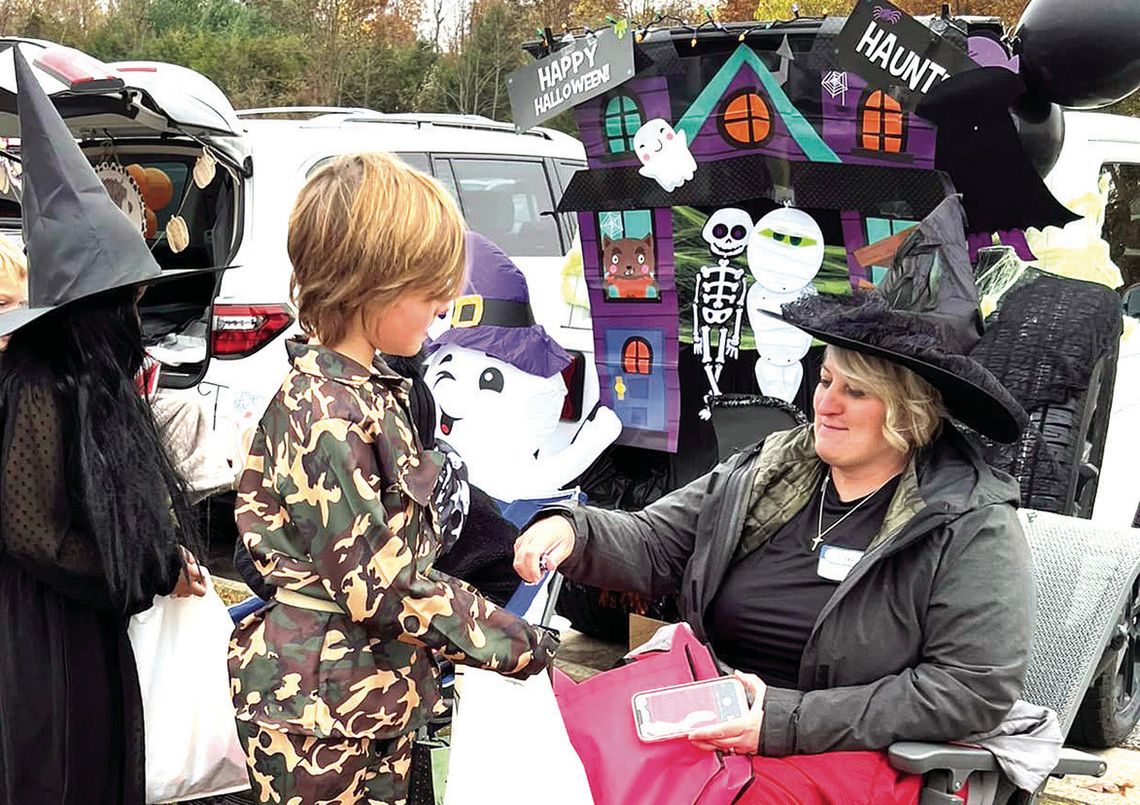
599,210,625,241
822,70,849,103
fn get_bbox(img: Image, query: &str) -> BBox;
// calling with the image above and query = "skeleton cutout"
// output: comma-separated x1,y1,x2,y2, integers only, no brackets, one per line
694,208,752,417
745,207,825,402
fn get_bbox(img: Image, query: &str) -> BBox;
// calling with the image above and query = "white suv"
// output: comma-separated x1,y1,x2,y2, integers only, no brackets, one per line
199,108,591,466
0,40,592,477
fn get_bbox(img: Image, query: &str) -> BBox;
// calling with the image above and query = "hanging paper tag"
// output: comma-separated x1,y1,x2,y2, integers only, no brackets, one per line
816,544,864,582
193,151,217,189
166,215,190,254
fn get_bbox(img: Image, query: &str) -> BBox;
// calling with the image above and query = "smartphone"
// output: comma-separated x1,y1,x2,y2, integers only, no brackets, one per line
631,676,749,743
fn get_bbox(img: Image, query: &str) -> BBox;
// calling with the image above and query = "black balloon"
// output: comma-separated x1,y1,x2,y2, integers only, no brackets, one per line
1011,94,1065,178
1015,0,1140,108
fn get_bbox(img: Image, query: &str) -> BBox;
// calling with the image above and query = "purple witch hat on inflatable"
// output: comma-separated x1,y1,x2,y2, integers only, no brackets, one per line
427,232,571,378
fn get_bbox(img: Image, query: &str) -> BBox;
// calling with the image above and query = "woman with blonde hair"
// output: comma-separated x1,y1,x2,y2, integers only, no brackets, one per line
229,152,558,804
515,203,1034,802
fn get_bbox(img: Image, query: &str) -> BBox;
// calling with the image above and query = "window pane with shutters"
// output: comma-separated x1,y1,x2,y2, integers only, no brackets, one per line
721,91,772,147
858,91,905,154
604,96,642,154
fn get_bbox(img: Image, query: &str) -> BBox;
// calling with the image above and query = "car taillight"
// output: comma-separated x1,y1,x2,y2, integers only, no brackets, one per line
33,46,125,94
211,304,294,358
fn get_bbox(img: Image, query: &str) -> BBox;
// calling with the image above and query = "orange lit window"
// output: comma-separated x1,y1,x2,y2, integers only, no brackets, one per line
859,90,906,154
622,337,653,374
720,91,772,147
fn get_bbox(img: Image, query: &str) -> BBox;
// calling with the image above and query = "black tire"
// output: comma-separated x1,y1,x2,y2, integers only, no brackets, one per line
1069,577,1140,747
1019,342,1118,517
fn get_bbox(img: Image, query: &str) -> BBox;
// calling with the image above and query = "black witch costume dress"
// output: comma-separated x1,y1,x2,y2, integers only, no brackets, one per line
0,45,230,804
0,384,183,803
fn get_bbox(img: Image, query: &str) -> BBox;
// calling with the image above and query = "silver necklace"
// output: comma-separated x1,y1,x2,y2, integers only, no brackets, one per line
811,472,896,551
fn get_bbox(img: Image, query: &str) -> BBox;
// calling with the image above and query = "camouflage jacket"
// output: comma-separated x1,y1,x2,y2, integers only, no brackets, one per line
229,341,558,740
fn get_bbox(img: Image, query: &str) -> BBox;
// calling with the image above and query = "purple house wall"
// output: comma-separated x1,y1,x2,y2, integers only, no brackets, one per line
820,73,936,168
578,207,680,452
575,76,672,169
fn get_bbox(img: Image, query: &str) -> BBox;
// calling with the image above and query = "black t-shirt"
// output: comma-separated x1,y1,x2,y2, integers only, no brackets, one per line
706,473,901,689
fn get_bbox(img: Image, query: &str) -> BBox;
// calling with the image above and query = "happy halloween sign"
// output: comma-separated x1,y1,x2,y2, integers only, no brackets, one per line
835,0,977,110
508,29,635,131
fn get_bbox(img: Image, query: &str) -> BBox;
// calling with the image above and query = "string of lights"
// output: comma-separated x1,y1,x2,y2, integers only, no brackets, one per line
531,3,828,56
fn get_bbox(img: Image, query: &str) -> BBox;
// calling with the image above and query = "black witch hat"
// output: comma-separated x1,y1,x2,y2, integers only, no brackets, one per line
915,66,1079,235
0,46,230,338
768,196,1028,443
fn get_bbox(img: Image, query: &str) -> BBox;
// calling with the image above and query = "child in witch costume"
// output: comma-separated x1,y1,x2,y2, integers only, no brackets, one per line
229,153,558,804
0,49,223,804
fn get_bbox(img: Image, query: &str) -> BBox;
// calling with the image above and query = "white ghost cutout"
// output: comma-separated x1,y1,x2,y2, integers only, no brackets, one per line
424,344,622,503
634,118,697,193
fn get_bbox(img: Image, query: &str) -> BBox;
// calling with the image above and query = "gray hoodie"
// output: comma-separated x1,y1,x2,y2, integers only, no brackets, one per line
554,424,1033,757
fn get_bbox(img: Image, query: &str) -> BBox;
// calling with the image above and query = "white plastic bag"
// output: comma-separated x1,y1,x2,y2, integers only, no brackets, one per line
443,667,594,805
127,571,250,803
444,571,592,805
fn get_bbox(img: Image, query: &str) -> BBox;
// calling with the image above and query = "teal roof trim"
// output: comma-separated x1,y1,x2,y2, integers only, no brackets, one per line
676,45,840,164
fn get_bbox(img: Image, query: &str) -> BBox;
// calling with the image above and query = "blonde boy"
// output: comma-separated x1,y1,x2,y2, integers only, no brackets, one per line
228,152,557,804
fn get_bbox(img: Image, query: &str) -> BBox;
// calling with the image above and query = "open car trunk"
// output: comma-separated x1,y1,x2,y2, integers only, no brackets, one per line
0,39,248,388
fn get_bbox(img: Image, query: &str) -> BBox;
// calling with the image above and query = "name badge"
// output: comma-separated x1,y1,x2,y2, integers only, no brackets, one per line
817,544,865,582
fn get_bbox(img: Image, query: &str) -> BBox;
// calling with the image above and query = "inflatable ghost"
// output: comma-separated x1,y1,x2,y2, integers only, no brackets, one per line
425,234,622,503
634,119,697,193
745,207,825,402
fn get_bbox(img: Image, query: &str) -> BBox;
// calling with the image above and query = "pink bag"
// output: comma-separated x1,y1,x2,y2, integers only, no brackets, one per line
553,623,753,805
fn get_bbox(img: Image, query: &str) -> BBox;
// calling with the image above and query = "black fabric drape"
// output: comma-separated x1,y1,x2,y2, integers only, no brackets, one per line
0,383,173,804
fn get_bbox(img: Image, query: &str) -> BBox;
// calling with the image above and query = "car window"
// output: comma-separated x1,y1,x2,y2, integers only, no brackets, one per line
554,160,585,241
443,158,563,257
555,160,584,190
307,151,430,176
1101,162,1140,288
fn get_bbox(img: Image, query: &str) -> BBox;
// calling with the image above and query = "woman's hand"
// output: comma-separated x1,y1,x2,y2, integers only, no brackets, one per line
688,671,767,756
513,515,575,583
172,547,208,597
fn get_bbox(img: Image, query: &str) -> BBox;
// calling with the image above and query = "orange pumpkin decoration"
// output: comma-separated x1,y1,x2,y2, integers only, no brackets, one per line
126,163,149,200
144,208,158,239
143,167,174,211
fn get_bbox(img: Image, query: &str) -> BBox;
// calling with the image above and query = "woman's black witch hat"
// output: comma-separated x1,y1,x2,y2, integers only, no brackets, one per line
769,196,1028,443
0,46,231,337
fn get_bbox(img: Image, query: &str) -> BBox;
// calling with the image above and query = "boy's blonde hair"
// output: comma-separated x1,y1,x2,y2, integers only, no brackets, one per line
825,345,945,452
287,152,467,345
0,234,27,294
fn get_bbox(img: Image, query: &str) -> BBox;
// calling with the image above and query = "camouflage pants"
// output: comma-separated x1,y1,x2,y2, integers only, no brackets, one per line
236,721,414,805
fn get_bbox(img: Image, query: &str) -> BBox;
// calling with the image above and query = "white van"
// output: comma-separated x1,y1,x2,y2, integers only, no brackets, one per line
186,109,591,467
1033,110,1140,531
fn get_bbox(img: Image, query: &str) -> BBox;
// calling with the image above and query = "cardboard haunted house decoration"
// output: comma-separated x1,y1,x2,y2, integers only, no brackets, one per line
512,0,1078,453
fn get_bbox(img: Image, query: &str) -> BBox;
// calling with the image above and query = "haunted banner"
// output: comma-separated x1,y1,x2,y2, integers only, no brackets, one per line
834,0,977,110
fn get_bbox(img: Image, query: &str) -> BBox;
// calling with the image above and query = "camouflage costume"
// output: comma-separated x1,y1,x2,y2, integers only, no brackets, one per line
229,341,558,803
